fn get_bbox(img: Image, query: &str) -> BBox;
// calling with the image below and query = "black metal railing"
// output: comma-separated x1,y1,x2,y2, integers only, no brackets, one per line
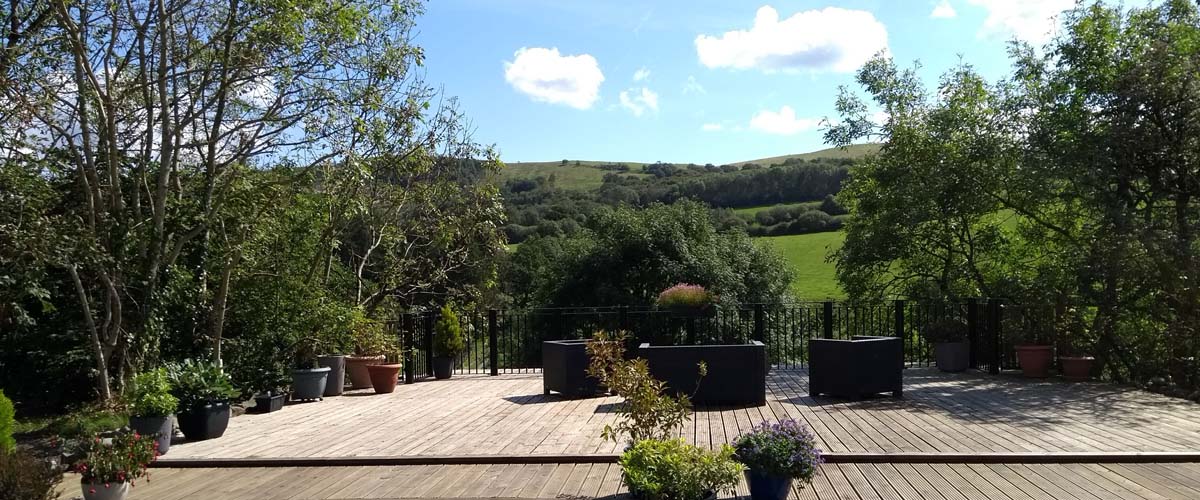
395,299,1055,381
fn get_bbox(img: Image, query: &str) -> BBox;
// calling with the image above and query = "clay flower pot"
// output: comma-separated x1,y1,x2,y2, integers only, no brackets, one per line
1060,356,1095,382
345,355,385,389
367,364,403,394
1014,345,1053,378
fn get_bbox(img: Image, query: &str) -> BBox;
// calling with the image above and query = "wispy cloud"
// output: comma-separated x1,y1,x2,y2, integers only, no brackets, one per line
683,76,706,95
695,6,888,73
749,105,819,135
619,87,659,116
967,0,1073,43
930,0,957,19
633,67,651,82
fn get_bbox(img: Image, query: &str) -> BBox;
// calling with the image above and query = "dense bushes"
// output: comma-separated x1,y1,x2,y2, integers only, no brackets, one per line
0,450,62,500
0,390,12,453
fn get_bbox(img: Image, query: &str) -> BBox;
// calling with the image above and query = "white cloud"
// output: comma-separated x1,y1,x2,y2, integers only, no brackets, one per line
633,67,651,82
967,0,1073,43
683,76,706,95
694,6,888,73
619,87,659,117
749,106,819,135
930,0,957,19
504,47,605,109
701,123,723,132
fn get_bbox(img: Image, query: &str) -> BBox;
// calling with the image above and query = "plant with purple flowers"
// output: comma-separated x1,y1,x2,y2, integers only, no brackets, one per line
733,419,822,484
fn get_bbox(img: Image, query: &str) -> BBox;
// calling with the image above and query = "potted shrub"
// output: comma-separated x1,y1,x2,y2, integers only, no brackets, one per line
246,365,290,413
367,354,403,394
166,360,239,441
655,283,715,318
1058,309,1094,382
733,419,822,500
74,431,156,500
432,304,465,380
346,316,388,389
620,438,742,500
291,343,331,402
924,317,969,372
126,369,178,456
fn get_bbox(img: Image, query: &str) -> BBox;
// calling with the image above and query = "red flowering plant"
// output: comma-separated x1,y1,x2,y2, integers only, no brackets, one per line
74,431,157,489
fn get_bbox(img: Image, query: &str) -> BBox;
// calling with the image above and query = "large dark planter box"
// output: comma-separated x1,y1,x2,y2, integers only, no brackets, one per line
433,357,454,379
934,342,969,372
177,402,230,441
542,340,603,398
638,341,767,406
129,415,173,456
252,392,287,413
809,336,903,399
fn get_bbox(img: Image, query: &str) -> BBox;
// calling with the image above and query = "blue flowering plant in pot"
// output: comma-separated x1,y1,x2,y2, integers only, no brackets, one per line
732,419,822,500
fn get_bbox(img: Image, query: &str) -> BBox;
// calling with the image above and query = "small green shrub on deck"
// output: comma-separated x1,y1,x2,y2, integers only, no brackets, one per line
433,305,465,358
165,360,239,411
0,390,14,453
620,438,742,500
128,369,178,418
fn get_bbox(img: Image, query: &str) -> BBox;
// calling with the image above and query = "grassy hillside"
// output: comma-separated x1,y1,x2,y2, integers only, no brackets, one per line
754,232,846,300
734,143,880,167
498,161,649,191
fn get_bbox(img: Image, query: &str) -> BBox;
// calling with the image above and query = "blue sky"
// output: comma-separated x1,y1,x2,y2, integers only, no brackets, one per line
415,0,1075,165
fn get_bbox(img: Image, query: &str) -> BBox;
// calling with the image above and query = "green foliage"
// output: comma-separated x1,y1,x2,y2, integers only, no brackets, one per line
0,390,13,454
0,450,62,500
733,419,821,482
433,305,465,358
754,233,845,300
923,318,968,344
619,438,742,500
350,314,395,358
586,332,701,444
165,360,239,411
504,201,793,308
38,407,128,441
74,432,156,485
127,370,178,418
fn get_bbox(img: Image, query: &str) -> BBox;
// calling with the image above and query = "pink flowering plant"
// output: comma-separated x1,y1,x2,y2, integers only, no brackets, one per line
655,284,714,309
75,431,157,488
732,419,822,483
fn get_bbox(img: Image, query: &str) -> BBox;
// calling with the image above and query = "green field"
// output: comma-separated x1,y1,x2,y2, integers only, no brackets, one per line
754,231,846,300
734,143,880,167
731,201,822,218
497,160,649,191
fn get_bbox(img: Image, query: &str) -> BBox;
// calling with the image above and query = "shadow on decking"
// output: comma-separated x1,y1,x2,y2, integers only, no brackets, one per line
767,367,1170,430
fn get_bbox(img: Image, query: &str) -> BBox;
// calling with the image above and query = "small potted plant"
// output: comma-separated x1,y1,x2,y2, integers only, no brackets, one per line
1014,331,1054,378
346,316,388,389
924,317,969,373
733,419,822,500
1058,308,1094,382
166,360,239,441
248,365,291,413
655,283,715,318
127,368,179,456
291,342,331,402
75,432,156,500
432,304,465,380
620,438,742,500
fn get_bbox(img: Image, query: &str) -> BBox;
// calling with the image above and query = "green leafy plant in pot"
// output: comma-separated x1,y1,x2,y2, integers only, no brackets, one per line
620,438,742,500
733,419,822,500
74,431,156,500
1057,307,1095,382
291,339,331,402
924,317,969,373
166,360,239,441
314,302,356,397
432,305,465,380
346,313,389,389
127,369,179,455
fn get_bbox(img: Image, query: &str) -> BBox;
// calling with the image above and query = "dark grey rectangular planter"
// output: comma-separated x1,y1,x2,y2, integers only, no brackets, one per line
638,341,767,406
252,392,287,413
542,340,603,398
934,342,969,372
809,336,903,399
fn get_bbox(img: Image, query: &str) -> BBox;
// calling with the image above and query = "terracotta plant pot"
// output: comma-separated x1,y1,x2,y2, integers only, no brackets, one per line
1060,356,1095,382
1015,345,1053,378
367,364,403,394
345,355,385,389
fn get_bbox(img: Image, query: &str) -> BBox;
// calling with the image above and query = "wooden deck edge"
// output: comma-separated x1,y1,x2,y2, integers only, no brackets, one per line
154,452,1200,468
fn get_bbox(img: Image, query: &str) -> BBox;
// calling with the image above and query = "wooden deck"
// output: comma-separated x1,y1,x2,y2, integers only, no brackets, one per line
57,462,1200,499
164,368,1200,460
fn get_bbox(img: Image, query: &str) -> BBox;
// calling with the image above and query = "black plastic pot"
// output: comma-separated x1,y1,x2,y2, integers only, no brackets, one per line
433,357,453,380
291,366,331,401
252,392,287,413
934,341,970,372
317,355,346,396
746,470,793,500
128,415,173,455
176,402,230,441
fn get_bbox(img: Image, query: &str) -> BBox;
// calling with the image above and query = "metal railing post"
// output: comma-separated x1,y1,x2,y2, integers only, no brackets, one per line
488,309,499,376
753,304,765,343
403,313,415,384
423,310,435,378
967,298,978,369
822,301,834,339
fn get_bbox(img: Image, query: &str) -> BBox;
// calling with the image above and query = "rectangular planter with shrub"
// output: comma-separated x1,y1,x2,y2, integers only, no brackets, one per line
638,341,767,406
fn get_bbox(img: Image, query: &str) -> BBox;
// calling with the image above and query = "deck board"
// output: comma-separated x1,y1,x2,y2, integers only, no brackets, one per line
164,368,1200,461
